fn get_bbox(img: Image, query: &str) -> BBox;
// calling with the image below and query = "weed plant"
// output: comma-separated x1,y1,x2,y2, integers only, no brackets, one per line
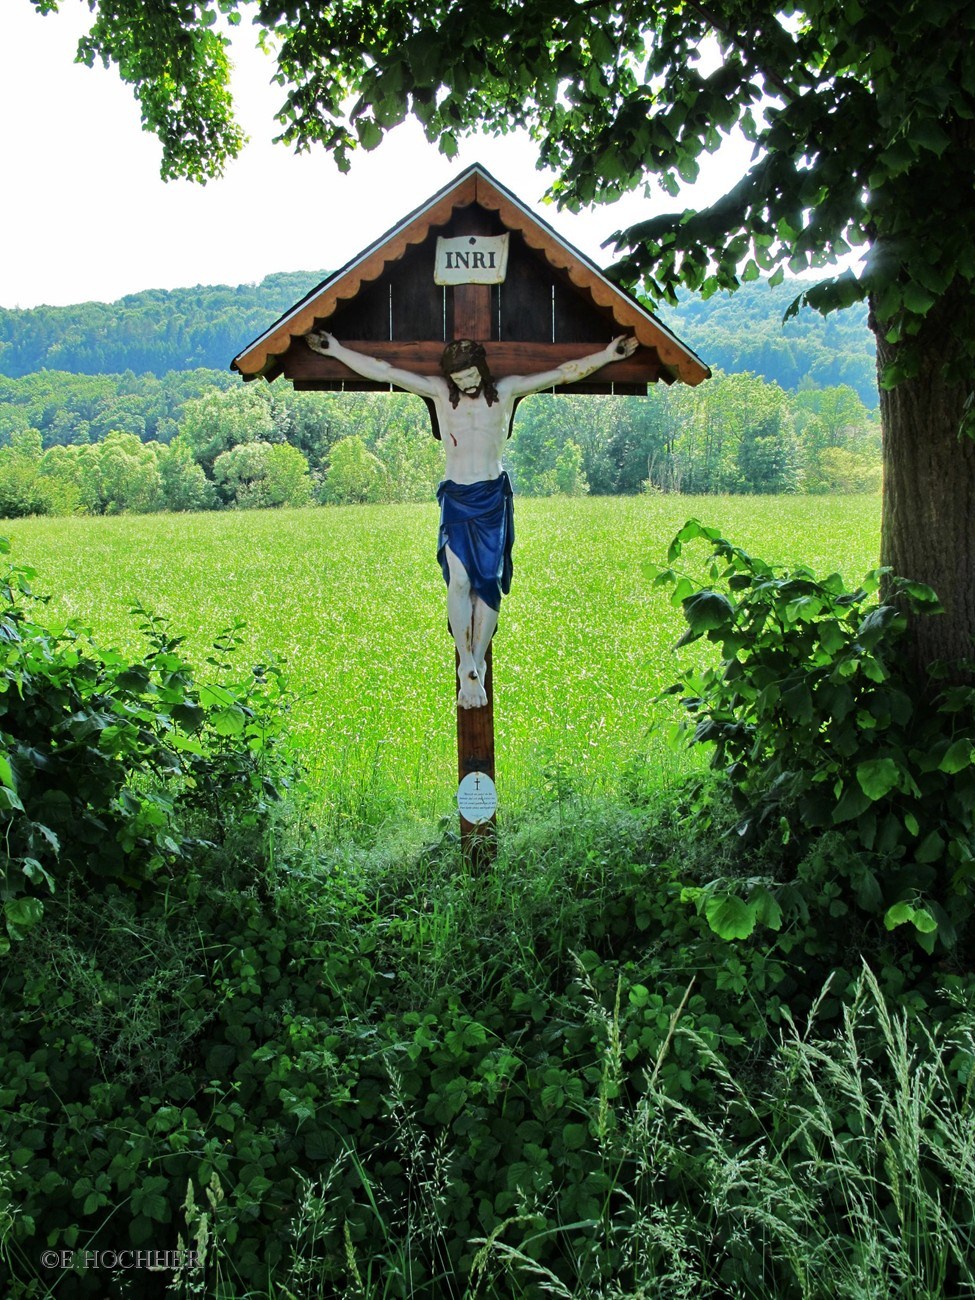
5,774,975,1298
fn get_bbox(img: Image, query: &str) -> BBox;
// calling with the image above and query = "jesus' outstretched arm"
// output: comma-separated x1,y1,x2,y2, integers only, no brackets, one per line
306,330,444,400
499,335,639,400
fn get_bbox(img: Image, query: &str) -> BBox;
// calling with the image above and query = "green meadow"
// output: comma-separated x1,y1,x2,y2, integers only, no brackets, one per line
7,493,880,834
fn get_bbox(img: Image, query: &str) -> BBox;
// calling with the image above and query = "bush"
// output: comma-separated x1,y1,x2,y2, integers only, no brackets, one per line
0,782,750,1298
0,535,296,952
650,519,975,961
4,531,974,1299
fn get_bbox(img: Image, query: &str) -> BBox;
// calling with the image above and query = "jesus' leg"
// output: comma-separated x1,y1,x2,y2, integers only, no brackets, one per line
471,592,499,688
445,546,488,709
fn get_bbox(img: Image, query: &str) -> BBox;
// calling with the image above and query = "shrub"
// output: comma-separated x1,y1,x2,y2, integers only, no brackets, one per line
649,519,975,959
0,536,297,953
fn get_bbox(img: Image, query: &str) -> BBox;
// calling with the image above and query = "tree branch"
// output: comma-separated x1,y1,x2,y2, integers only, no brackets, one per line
681,0,800,105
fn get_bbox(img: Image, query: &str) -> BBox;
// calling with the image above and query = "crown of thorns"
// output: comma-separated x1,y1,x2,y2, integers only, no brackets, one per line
440,339,488,376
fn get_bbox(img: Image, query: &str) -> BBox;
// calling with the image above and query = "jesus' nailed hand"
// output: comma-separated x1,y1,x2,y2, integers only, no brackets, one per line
305,329,638,709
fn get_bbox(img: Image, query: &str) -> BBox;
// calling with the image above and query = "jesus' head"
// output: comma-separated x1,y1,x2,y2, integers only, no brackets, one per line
440,339,499,408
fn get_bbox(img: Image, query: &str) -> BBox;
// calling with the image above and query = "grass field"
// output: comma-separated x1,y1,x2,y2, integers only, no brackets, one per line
5,493,881,835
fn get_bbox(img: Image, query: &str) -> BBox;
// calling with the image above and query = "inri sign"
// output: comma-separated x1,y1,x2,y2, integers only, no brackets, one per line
434,234,510,285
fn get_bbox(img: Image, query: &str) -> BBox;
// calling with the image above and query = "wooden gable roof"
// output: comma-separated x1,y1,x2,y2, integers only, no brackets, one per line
231,163,709,393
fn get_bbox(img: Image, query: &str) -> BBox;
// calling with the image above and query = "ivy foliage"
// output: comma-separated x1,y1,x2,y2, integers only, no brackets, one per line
0,536,296,954
651,519,975,957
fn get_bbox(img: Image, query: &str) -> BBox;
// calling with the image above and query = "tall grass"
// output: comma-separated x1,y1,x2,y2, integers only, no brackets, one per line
6,751,970,1299
474,962,975,1300
155,945,975,1298
135,785,971,1300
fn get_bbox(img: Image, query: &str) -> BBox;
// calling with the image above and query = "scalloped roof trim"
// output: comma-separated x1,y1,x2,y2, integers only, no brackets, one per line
231,165,709,385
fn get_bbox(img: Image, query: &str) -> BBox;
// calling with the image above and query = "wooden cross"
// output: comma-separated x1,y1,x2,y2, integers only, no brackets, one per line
230,165,710,869
451,208,499,865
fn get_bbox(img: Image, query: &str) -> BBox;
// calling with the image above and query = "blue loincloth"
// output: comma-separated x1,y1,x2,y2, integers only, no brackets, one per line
436,473,514,613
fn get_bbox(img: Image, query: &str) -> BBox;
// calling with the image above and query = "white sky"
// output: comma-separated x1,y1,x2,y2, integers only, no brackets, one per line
2,1,757,309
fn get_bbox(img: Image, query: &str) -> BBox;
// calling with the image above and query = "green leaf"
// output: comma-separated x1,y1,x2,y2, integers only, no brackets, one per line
911,908,938,934
4,897,44,929
915,830,945,863
940,739,973,774
884,901,915,930
667,519,724,562
902,281,936,315
705,894,756,940
199,684,236,708
540,1083,564,1108
679,590,734,641
562,1123,588,1150
916,928,937,955
857,605,901,649
0,786,24,813
356,120,382,151
211,705,246,736
818,620,847,654
856,757,900,801
895,579,941,609
750,886,782,931
833,782,873,823
854,869,883,911
304,1129,333,1160
910,117,951,156
781,683,813,723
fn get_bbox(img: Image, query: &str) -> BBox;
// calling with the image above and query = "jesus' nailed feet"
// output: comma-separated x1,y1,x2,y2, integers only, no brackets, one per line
457,661,488,711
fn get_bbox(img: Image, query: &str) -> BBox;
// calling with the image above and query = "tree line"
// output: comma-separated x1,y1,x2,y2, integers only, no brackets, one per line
0,273,324,380
661,280,876,406
0,364,879,518
1,274,877,406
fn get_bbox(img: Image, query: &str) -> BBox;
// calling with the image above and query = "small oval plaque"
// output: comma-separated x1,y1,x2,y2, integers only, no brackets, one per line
457,771,498,824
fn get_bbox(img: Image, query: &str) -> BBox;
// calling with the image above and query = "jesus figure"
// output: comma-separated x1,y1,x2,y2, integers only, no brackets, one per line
305,330,638,708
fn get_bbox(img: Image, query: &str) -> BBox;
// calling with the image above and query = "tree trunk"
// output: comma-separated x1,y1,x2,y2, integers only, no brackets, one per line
873,293,975,679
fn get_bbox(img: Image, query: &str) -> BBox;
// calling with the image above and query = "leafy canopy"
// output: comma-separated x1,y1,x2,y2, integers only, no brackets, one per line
34,0,246,183
41,0,975,384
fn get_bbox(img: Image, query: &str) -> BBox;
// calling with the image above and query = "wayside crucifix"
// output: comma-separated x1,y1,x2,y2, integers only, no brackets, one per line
306,330,637,708
231,164,709,860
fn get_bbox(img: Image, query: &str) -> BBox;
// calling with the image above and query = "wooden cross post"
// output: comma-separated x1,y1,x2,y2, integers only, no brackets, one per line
452,212,498,867
456,647,496,867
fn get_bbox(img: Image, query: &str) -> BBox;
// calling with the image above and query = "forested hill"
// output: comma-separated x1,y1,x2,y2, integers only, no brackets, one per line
656,279,875,405
0,272,327,381
0,271,877,406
